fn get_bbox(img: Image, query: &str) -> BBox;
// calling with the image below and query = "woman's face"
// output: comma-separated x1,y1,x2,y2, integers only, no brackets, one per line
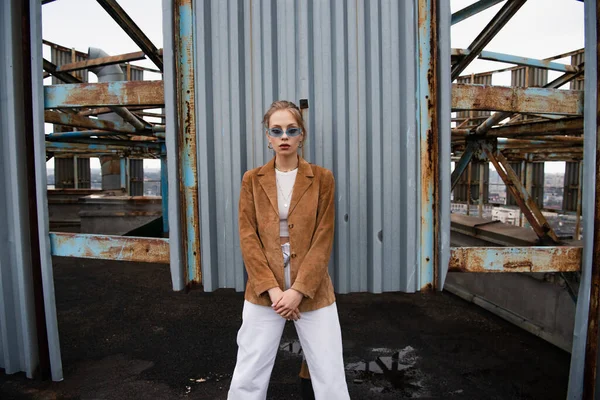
266,110,304,157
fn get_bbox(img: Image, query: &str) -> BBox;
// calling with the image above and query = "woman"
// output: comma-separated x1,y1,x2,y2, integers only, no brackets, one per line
228,101,350,400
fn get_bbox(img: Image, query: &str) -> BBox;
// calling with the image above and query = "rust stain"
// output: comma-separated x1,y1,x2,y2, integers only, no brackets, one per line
56,81,164,107
503,261,533,270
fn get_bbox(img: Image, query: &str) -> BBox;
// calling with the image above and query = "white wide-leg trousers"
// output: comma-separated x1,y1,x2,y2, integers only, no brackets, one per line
227,301,350,400
228,244,350,399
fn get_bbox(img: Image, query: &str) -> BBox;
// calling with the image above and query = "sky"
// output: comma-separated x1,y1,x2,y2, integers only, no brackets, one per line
42,0,585,173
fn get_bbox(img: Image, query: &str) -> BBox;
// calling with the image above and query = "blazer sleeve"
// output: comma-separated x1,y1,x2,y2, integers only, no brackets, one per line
291,169,335,299
239,171,279,297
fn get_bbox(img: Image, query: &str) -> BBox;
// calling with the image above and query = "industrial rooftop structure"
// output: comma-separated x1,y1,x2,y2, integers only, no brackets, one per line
0,0,598,398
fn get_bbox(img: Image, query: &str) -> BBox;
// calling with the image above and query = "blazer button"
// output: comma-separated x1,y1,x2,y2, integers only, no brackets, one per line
288,223,294,229
291,253,297,258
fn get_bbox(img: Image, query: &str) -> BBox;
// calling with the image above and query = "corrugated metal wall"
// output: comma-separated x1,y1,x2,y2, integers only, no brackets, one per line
1,0,61,380
453,162,489,203
50,47,88,84
129,159,144,196
570,51,584,91
507,162,544,208
511,66,548,87
55,157,90,189
563,161,580,211
190,0,425,293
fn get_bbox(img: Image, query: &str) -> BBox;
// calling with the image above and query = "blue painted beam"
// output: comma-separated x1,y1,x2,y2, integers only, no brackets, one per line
451,143,475,191
120,158,127,191
478,50,578,73
451,0,505,25
49,233,170,263
417,0,436,290
45,141,160,151
176,0,202,286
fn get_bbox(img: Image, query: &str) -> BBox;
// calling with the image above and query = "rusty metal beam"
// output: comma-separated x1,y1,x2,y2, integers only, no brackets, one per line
483,144,560,243
502,147,583,155
494,148,561,243
96,0,163,71
44,58,151,131
46,141,159,158
44,80,164,109
449,246,582,272
452,84,583,115
43,58,80,84
417,0,440,290
45,110,138,133
56,51,148,73
451,0,526,81
49,233,169,264
77,105,151,117
474,66,584,135
487,117,583,137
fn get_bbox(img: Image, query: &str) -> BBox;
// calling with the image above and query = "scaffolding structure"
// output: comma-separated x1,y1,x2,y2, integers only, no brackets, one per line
1,0,599,398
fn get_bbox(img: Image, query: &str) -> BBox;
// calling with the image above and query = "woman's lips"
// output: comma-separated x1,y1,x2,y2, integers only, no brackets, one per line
279,144,290,149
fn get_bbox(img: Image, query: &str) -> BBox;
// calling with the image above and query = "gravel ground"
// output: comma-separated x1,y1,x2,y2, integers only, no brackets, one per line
0,257,570,399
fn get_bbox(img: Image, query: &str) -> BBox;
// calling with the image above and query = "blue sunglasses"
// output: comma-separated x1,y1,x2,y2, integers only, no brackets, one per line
267,127,303,138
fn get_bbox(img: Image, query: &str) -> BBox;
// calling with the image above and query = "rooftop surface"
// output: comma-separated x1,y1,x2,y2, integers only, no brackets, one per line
1,257,570,399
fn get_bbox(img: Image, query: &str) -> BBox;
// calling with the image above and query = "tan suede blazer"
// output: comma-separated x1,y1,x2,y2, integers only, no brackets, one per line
238,156,336,312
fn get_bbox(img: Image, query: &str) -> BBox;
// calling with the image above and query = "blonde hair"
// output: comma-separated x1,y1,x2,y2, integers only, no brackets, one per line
262,100,306,139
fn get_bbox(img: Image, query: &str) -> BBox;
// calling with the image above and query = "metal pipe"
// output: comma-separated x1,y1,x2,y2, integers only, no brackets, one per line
120,158,127,191
88,47,148,131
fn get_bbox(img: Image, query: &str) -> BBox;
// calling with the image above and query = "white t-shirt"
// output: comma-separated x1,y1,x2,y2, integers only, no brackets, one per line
275,168,298,237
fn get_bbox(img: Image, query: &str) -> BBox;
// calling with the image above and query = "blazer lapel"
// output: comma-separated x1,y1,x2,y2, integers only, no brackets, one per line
288,157,314,217
257,157,279,216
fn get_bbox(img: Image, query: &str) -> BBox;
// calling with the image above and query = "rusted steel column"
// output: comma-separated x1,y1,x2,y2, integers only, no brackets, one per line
466,162,472,215
479,162,485,217
174,0,201,286
417,0,439,290
519,160,526,226
583,1,600,395
576,161,583,240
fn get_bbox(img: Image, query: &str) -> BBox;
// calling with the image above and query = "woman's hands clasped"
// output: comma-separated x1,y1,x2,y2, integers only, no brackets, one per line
268,287,304,321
